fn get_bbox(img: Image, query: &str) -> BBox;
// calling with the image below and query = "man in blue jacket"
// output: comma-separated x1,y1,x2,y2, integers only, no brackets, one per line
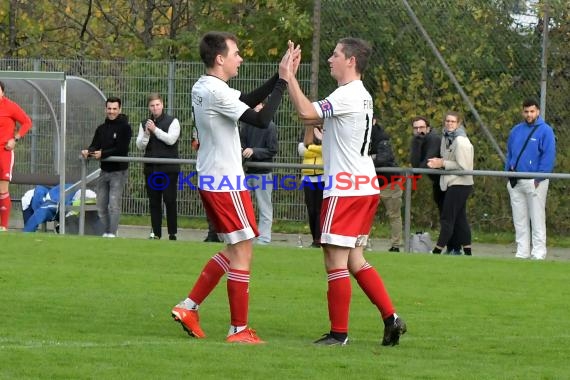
505,98,556,260
23,185,73,232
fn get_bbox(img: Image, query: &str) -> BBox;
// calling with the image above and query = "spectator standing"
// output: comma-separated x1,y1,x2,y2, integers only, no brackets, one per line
136,93,181,241
298,126,324,248
170,32,295,344
410,116,461,254
427,111,474,255
287,37,406,346
81,96,132,238
410,116,444,212
241,103,278,245
505,98,556,260
370,118,402,252
0,80,33,232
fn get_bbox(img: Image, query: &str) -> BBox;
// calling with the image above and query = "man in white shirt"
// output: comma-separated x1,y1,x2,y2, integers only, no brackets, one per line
171,31,297,344
136,93,181,241
287,37,406,346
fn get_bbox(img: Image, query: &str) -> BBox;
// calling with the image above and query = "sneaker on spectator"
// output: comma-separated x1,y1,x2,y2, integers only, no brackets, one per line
388,246,400,252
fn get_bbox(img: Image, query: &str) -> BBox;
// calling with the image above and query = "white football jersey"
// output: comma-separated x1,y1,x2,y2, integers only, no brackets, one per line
313,80,379,198
192,75,250,191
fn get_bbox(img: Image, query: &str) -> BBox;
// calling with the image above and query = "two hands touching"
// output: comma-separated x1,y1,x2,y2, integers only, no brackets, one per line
278,40,302,83
427,157,444,169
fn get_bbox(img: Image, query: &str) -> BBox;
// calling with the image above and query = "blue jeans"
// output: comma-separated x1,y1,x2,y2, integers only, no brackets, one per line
97,170,128,235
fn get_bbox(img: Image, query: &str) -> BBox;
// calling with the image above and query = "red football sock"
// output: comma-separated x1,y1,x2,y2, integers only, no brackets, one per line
354,263,395,319
227,269,250,327
0,192,11,229
188,253,230,304
327,269,351,333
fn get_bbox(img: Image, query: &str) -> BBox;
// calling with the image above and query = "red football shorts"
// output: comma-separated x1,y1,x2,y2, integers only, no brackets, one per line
0,150,14,182
199,189,259,244
320,195,379,248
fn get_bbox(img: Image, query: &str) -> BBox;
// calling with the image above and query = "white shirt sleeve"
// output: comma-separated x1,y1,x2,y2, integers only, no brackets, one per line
213,87,250,121
298,142,307,156
152,118,181,146
135,124,149,150
312,86,350,119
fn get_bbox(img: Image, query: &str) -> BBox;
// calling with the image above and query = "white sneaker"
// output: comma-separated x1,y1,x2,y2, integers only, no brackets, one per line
102,233,116,238
0,226,7,232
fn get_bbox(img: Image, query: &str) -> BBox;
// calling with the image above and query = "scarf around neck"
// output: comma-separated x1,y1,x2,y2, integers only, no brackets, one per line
444,127,467,147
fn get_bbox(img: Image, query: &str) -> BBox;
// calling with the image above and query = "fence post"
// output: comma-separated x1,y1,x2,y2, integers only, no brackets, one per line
404,169,413,252
79,157,87,236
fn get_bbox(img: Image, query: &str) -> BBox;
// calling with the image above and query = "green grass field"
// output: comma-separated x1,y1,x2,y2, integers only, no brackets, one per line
1,233,568,379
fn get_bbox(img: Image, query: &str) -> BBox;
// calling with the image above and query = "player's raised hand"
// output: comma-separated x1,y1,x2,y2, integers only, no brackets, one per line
278,43,293,81
289,42,302,76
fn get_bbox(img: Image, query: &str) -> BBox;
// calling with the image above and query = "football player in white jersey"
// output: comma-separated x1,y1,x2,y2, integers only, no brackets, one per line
287,37,407,346
172,32,298,344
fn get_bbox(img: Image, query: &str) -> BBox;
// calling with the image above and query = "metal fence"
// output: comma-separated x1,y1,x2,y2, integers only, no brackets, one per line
314,0,570,233
1,59,313,222
3,0,570,234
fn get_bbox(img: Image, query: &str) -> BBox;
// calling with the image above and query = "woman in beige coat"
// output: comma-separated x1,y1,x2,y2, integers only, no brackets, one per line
427,111,474,255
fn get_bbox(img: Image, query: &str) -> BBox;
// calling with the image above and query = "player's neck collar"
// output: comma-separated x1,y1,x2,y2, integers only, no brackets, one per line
206,73,227,83
338,78,361,87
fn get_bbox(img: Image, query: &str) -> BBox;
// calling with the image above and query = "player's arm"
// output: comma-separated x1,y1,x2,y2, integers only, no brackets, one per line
238,79,287,129
238,93,283,130
12,102,33,139
239,74,279,108
287,72,321,124
238,44,294,129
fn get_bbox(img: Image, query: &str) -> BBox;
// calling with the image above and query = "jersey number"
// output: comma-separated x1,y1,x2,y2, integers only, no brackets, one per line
360,114,370,156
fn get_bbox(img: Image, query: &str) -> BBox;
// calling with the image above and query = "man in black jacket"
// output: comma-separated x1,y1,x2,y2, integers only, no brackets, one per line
410,116,444,213
240,103,278,245
81,96,132,238
370,118,402,252
136,93,180,240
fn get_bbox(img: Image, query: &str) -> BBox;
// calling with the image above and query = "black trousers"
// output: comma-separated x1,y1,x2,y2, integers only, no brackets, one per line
436,185,473,247
432,180,445,215
432,180,461,250
145,171,178,237
303,181,324,243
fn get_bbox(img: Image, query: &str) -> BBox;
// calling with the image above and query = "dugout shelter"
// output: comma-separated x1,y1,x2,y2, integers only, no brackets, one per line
0,71,106,233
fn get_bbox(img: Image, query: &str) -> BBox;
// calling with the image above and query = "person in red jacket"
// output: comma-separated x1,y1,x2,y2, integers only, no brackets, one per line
0,80,33,231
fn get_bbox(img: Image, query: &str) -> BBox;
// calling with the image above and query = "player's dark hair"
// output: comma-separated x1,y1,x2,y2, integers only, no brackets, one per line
0,80,5,92
338,37,372,75
200,31,238,69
